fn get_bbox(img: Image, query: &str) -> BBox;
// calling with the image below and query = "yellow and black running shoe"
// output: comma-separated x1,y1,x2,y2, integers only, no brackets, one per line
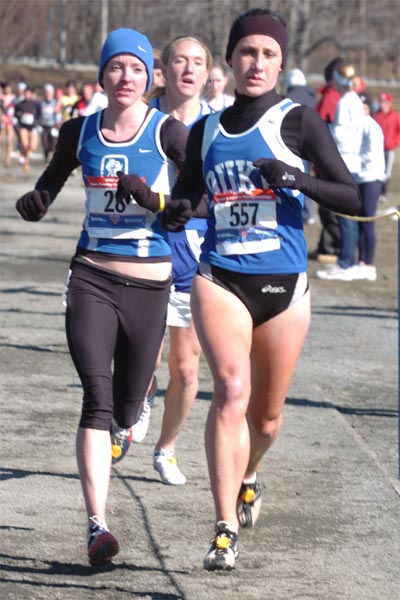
237,479,262,528
203,521,239,571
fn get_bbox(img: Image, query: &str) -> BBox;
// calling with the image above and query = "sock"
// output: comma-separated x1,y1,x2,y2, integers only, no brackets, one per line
243,473,257,485
217,520,238,534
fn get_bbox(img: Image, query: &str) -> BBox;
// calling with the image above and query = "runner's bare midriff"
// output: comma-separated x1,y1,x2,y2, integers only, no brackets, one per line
82,254,171,280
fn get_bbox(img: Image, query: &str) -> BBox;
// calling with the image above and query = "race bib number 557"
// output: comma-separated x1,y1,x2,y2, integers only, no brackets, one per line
213,189,280,256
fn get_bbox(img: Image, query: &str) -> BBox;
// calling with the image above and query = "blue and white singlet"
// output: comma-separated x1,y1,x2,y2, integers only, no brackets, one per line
76,108,176,258
201,99,308,274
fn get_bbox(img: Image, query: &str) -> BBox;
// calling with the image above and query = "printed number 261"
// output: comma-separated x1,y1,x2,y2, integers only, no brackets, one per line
104,190,126,213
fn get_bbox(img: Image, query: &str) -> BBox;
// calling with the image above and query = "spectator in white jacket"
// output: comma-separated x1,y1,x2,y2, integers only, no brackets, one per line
354,92,386,281
317,63,364,281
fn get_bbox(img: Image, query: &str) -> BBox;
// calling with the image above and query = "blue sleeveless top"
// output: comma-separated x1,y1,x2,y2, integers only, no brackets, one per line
200,99,308,274
76,108,176,258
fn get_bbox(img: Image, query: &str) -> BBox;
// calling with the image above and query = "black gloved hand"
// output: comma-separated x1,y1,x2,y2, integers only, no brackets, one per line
253,158,303,190
116,171,160,212
16,190,52,221
161,198,193,232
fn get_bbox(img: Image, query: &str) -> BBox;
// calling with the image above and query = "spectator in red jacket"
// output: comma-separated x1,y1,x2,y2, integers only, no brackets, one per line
374,92,400,199
315,56,344,123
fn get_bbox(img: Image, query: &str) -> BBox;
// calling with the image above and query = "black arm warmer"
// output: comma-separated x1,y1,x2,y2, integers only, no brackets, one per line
34,117,83,200
172,91,361,216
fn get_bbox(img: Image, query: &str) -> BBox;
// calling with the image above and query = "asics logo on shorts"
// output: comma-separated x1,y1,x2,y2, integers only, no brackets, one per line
261,284,287,294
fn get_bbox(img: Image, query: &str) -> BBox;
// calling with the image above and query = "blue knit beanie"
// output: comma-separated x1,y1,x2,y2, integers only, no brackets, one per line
98,28,153,91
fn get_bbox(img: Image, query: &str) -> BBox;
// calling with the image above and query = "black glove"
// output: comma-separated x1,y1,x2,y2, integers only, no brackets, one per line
16,190,52,221
253,158,303,190
116,171,160,212
161,198,193,232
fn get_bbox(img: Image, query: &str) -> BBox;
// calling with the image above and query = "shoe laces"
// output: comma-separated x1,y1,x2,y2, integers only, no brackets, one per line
111,419,131,442
212,522,237,550
137,402,151,423
89,515,108,532
239,479,260,503
154,449,177,465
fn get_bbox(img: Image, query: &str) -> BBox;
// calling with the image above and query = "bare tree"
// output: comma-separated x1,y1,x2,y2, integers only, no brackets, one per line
1,0,399,80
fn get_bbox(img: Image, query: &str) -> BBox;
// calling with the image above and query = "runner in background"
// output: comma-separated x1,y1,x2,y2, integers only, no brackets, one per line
151,54,166,90
203,61,234,111
38,83,59,163
0,82,16,167
56,80,79,124
14,86,40,172
140,34,213,486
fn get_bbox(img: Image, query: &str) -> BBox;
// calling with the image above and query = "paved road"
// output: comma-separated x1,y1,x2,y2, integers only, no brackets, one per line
1,164,399,599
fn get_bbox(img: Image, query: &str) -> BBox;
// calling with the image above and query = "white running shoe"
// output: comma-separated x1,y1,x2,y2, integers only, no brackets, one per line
131,375,158,443
153,448,187,485
131,402,151,444
203,521,239,571
316,264,362,281
356,264,377,281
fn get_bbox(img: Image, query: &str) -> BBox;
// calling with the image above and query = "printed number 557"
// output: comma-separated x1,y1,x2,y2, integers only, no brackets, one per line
229,202,258,227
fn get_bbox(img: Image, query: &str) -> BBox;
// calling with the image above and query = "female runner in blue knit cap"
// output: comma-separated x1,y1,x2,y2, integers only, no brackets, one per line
15,28,190,566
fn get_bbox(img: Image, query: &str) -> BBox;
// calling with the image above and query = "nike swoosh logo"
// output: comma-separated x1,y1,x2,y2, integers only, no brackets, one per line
138,149,152,153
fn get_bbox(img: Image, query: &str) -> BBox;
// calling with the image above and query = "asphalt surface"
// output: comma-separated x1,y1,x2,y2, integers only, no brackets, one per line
1,162,399,599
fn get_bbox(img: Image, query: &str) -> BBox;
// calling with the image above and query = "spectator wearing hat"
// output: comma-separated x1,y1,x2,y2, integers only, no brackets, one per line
285,68,316,224
316,63,364,281
374,92,400,200
285,68,315,108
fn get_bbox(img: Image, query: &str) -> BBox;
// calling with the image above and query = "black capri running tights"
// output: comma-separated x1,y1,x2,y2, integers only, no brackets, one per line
65,258,171,431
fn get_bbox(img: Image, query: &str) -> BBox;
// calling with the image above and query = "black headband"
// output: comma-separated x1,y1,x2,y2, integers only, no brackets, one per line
225,14,288,68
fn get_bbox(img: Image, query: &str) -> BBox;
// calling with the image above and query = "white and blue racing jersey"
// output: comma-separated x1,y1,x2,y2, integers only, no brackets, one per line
76,108,176,258
201,99,308,274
